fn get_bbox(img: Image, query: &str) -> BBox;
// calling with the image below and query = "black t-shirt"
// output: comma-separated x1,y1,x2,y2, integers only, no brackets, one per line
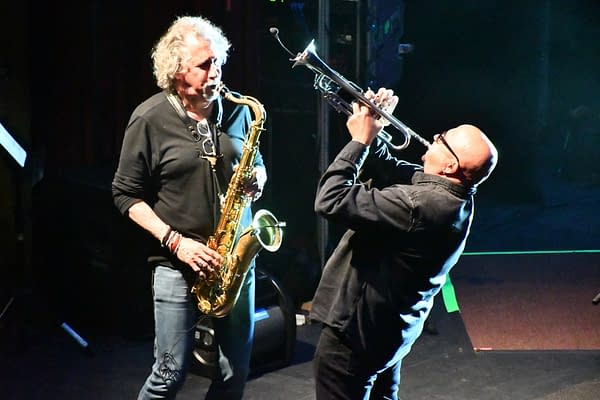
112,91,265,266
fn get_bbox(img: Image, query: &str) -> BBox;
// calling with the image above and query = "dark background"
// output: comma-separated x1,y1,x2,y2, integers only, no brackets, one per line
1,0,599,338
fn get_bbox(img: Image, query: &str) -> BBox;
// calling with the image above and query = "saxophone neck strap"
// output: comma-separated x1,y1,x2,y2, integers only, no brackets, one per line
165,90,223,128
165,91,197,135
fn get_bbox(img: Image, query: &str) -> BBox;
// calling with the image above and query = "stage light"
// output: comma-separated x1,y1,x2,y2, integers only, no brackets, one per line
0,122,27,167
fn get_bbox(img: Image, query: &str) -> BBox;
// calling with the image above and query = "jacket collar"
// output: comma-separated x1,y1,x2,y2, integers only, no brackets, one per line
412,170,476,197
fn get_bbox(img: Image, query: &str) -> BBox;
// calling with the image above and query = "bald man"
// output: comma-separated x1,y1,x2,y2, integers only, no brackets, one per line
310,89,498,400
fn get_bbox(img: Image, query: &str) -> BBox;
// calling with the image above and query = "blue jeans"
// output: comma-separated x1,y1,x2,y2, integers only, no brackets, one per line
314,324,402,400
137,265,255,400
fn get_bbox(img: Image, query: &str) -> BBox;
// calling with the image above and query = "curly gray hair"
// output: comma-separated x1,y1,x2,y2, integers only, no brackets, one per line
151,16,231,92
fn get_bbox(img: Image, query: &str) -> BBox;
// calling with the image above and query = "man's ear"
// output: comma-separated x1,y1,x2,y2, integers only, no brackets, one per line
443,161,459,175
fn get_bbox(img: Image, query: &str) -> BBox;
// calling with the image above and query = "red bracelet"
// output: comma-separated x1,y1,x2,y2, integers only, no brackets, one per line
168,232,182,254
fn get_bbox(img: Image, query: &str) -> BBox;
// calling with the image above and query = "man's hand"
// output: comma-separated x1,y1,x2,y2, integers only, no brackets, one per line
368,87,398,126
347,87,398,145
347,101,383,146
176,238,223,279
243,166,267,201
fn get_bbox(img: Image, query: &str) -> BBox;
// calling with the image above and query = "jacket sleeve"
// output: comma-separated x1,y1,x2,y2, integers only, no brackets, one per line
314,140,417,232
359,137,422,189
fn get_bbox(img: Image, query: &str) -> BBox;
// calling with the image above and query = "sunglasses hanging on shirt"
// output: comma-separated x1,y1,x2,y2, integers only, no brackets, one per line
196,120,222,168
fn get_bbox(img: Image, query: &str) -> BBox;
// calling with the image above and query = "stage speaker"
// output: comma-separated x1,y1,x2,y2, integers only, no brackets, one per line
192,269,296,377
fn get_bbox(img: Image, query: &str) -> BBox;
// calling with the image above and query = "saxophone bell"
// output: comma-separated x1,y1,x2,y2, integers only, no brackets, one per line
247,209,284,253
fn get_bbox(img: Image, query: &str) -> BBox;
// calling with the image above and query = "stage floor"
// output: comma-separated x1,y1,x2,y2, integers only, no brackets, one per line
2,303,600,400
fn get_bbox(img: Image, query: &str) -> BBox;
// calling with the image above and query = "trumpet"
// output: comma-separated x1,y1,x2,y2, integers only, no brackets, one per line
270,28,431,151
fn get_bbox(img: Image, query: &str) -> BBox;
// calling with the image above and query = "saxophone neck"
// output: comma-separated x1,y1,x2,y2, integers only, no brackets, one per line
216,83,266,124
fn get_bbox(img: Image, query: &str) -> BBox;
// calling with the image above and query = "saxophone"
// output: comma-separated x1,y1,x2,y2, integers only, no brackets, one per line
191,83,284,317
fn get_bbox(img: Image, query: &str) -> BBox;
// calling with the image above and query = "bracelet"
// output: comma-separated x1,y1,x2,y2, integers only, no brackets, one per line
173,238,183,255
161,226,173,247
168,232,182,255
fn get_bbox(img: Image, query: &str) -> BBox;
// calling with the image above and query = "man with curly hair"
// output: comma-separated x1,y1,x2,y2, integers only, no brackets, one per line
112,16,266,399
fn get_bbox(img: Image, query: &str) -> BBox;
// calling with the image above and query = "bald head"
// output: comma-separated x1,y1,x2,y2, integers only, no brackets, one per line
423,124,498,189
447,124,498,187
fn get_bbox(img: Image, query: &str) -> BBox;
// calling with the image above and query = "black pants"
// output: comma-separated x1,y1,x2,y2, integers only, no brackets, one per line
313,324,402,400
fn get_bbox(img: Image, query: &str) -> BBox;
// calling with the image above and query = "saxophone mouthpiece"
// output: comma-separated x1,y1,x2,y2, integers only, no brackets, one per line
202,82,221,102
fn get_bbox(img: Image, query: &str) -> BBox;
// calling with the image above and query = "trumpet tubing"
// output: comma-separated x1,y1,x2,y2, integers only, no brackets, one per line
293,40,431,150
270,28,431,151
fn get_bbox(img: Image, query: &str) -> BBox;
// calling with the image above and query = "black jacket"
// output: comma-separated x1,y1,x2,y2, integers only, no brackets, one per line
310,139,473,368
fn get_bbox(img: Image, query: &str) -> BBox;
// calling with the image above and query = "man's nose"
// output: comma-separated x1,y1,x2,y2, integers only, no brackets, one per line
208,62,221,77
